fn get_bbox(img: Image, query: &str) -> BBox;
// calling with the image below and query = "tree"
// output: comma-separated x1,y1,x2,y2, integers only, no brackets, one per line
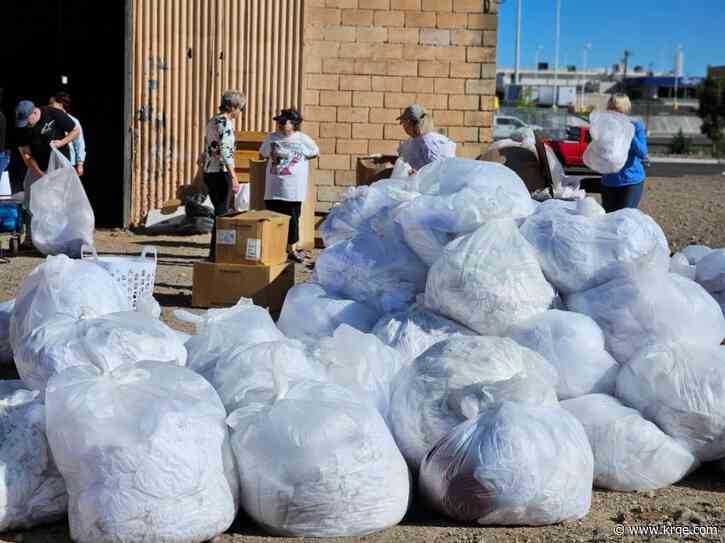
669,129,691,155
698,75,725,157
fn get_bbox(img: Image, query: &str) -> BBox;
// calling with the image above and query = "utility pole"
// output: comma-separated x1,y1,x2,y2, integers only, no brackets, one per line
622,49,632,94
553,0,561,109
514,0,522,84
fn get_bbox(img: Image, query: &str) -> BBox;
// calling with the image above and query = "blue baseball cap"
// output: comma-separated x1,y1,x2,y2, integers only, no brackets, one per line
15,100,35,128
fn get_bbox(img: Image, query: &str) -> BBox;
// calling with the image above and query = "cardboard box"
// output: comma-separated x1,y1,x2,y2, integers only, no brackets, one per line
249,158,317,250
192,261,294,312
215,210,290,265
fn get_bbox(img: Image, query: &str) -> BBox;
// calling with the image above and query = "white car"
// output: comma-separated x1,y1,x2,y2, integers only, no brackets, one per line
493,115,541,141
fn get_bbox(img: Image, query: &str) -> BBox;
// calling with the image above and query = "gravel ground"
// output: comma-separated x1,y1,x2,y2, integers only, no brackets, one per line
1,174,724,543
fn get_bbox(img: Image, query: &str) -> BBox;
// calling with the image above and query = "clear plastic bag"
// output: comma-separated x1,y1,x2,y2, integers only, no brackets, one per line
520,207,670,294
10,255,131,354
29,147,94,257
566,271,725,363
562,393,697,490
276,282,380,344
13,311,187,393
212,339,326,413
419,402,593,525
396,159,536,266
617,342,725,462
425,219,555,335
0,383,67,530
175,298,285,381
389,335,558,470
316,325,405,422
227,380,409,537
46,362,238,543
696,248,725,293
507,309,619,400
372,301,476,362
582,111,635,173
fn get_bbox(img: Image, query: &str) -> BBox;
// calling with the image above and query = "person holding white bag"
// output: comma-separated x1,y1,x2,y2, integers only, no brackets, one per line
599,94,649,213
15,99,80,248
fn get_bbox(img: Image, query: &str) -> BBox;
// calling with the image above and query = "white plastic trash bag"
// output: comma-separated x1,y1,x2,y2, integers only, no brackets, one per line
14,311,187,393
314,229,428,314
566,272,725,363
520,207,670,294
669,252,696,280
372,302,476,362
0,299,13,364
561,394,697,491
617,342,725,462
227,380,410,537
176,299,285,381
10,255,131,351
395,159,536,266
46,362,238,543
212,339,326,413
419,402,593,525
316,325,405,421
425,219,555,335
681,244,712,265
320,182,418,247
696,248,725,293
507,309,619,400
0,382,67,531
389,336,558,470
583,111,635,173
234,182,250,212
277,282,381,344
30,147,94,257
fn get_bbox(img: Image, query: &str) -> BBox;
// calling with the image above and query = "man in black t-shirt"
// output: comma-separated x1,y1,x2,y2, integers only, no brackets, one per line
14,99,80,248
15,99,79,177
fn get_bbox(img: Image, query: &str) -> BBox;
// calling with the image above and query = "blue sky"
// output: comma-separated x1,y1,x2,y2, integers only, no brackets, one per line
496,1,725,76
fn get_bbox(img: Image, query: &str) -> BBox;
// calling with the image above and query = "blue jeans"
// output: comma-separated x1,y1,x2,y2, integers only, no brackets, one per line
601,182,644,213
0,152,9,173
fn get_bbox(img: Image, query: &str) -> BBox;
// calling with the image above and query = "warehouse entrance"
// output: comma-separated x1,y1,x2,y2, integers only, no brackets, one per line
0,0,129,227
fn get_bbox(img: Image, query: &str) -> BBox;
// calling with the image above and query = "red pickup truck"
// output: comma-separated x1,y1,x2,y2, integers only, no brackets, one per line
545,126,591,168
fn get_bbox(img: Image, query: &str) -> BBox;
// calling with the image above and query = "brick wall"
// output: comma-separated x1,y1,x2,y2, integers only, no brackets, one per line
302,0,499,212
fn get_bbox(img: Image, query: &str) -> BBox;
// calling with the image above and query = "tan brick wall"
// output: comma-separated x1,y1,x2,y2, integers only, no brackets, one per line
302,0,498,212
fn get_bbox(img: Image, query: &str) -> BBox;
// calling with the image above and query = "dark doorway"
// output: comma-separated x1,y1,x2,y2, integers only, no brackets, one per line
0,0,127,227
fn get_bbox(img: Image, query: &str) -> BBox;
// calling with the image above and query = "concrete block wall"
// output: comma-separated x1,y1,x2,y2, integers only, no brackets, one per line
302,0,498,212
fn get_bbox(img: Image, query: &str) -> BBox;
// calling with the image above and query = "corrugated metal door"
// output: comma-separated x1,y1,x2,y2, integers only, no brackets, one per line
131,0,304,225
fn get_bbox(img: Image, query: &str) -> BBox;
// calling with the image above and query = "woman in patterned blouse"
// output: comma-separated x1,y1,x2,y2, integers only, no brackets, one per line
202,90,246,260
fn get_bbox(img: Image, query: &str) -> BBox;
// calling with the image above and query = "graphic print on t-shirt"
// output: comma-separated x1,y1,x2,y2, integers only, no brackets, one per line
271,142,305,176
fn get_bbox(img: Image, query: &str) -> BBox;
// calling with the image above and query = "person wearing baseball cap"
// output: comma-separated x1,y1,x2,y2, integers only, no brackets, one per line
260,108,319,263
15,98,79,177
15,98,80,248
397,104,456,173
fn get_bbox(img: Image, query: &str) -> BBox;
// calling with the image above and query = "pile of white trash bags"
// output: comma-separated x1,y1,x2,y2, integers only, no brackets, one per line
301,156,725,526
2,155,725,538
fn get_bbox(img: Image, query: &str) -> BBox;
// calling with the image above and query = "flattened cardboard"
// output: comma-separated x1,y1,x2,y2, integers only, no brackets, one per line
192,261,294,312
215,210,290,265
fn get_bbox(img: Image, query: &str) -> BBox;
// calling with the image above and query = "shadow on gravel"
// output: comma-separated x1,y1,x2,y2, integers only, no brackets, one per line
675,462,725,493
132,239,210,250
154,292,192,309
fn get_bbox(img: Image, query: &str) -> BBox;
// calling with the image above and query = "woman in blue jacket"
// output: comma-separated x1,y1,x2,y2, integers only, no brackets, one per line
600,94,649,212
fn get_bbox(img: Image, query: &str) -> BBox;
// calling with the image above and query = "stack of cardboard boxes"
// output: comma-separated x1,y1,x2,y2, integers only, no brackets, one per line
192,210,295,312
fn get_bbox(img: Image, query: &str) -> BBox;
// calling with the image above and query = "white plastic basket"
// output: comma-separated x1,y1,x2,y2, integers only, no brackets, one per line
81,244,158,310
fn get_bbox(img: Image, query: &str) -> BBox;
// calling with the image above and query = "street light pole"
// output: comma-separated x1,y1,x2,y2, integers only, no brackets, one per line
580,43,591,112
553,0,561,109
514,0,522,85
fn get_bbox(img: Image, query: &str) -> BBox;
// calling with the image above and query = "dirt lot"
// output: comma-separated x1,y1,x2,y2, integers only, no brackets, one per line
1,175,725,543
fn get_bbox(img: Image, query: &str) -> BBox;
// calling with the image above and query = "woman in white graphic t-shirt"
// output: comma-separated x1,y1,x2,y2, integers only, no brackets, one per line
260,109,319,263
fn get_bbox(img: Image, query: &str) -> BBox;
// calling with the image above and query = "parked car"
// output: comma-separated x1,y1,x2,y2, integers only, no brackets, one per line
544,126,591,168
492,115,542,141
